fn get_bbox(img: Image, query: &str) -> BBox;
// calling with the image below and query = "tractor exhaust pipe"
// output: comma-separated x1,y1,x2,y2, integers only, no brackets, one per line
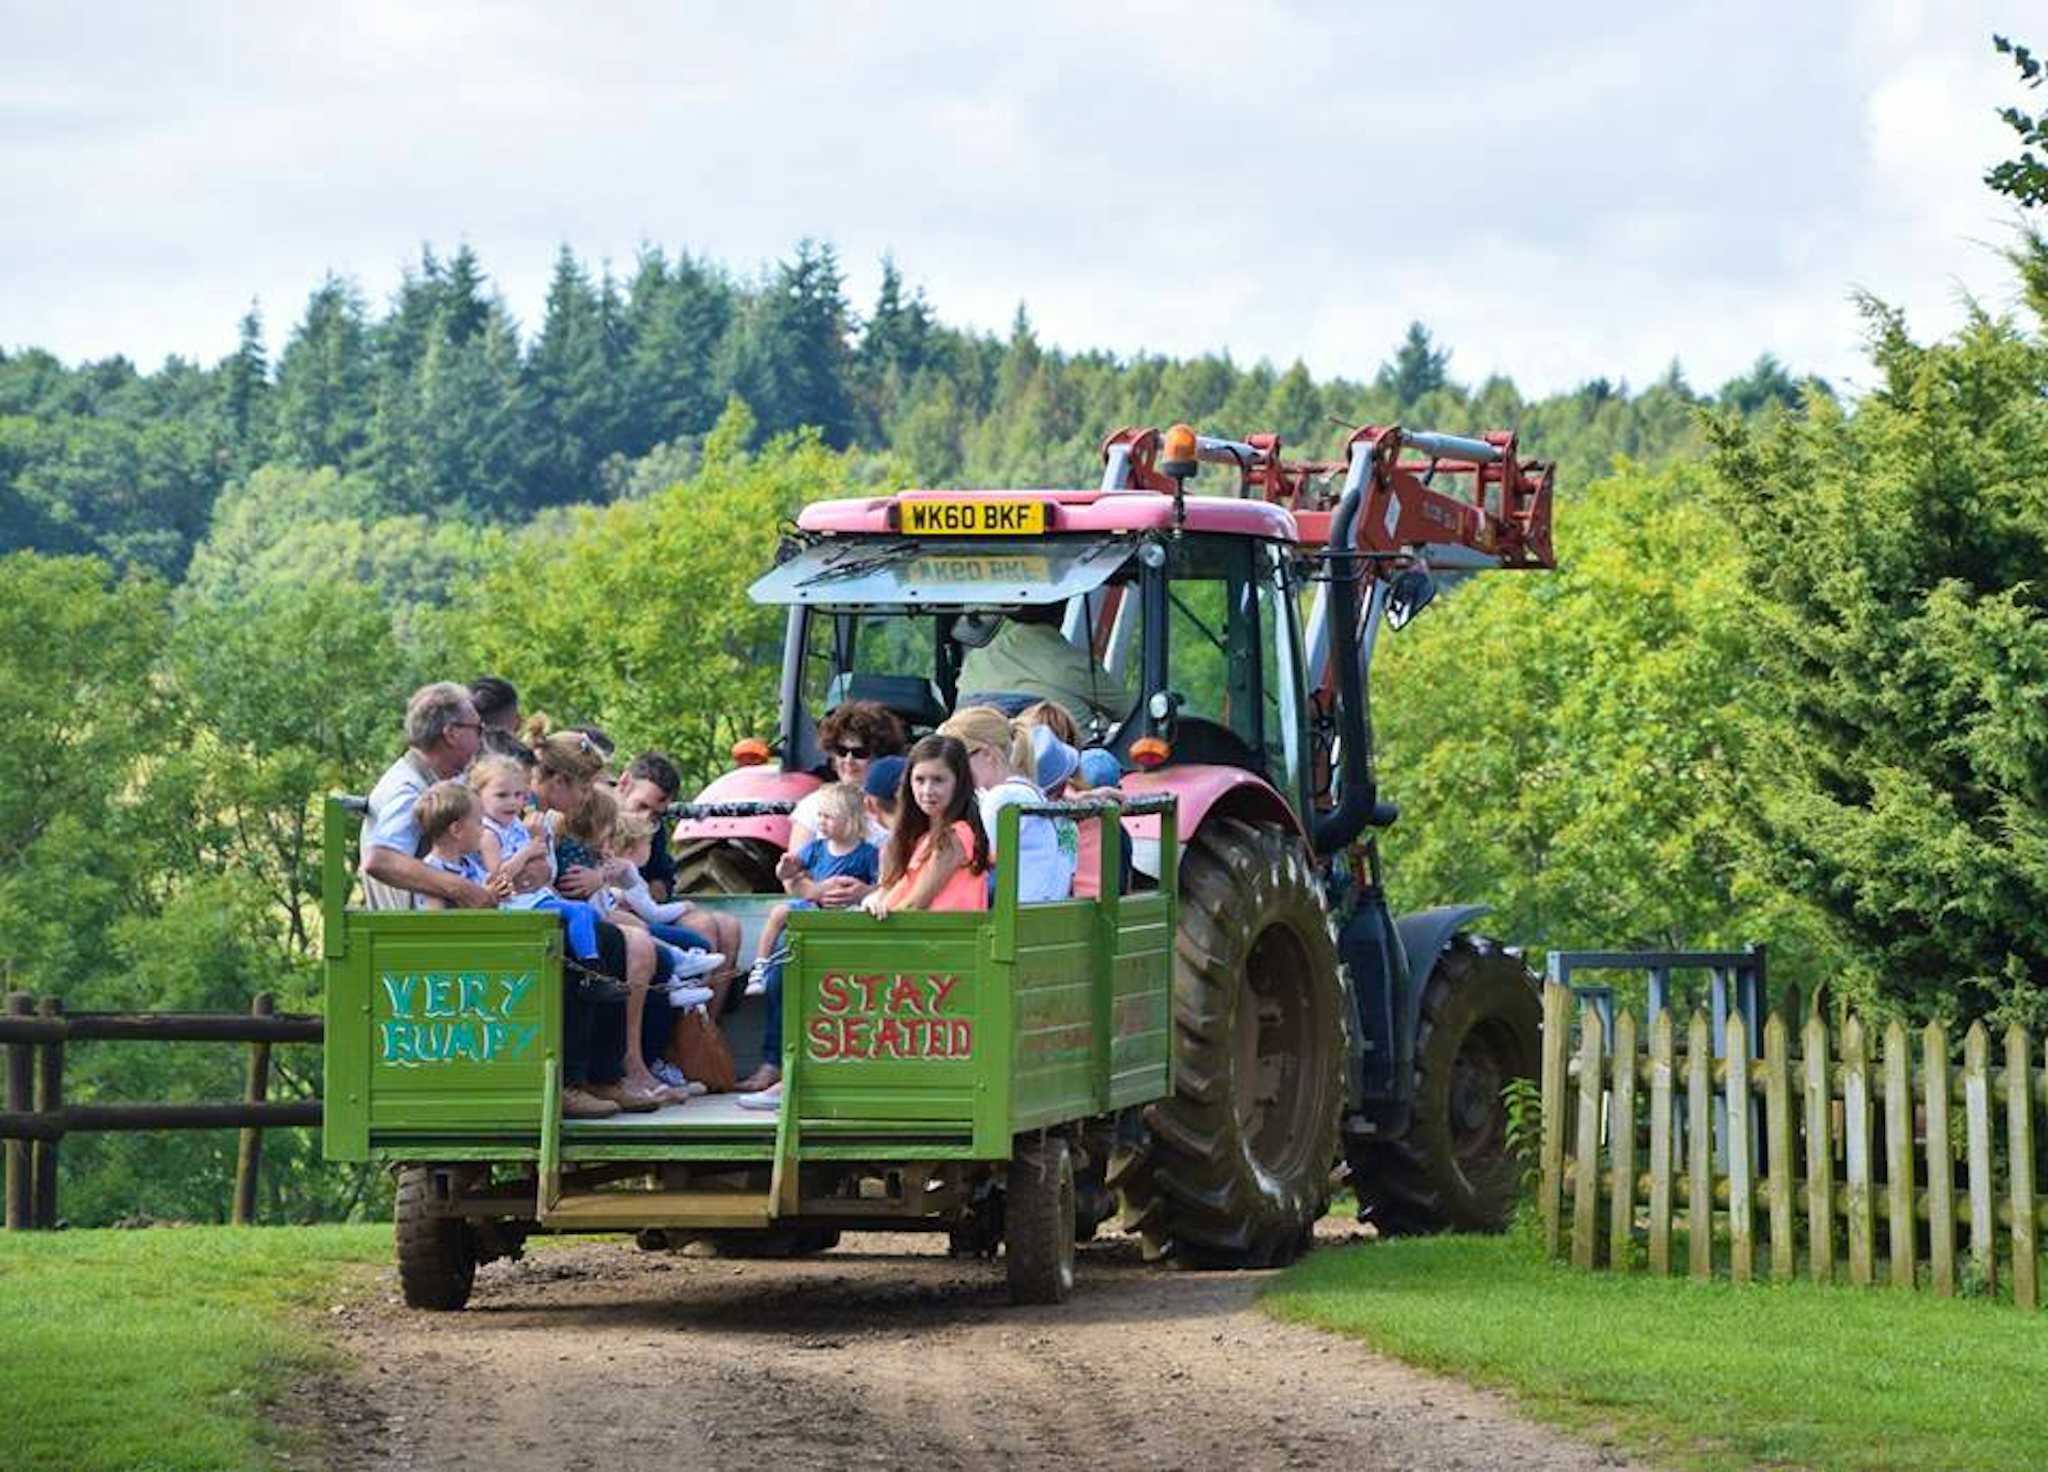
1312,443,1379,857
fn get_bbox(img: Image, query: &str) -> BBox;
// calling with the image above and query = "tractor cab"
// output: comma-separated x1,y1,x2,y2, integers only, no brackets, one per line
748,491,1318,826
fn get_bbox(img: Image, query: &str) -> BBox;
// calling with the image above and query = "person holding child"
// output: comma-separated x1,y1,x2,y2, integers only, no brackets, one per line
529,731,685,1112
360,682,490,911
744,781,879,995
731,782,881,1097
788,700,907,855
410,774,634,1120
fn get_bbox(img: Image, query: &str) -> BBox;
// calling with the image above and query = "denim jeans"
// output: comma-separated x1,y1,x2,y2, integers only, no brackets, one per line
758,953,785,1069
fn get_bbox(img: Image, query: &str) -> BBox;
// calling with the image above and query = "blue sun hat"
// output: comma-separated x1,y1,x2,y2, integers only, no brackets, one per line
1030,724,1080,793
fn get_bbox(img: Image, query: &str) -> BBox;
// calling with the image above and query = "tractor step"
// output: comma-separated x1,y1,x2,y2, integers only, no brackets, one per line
539,1188,773,1229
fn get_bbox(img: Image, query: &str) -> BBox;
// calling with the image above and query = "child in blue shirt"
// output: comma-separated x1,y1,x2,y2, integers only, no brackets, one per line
744,782,879,996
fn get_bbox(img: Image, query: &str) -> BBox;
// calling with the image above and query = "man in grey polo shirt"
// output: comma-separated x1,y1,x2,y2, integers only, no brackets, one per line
360,682,491,910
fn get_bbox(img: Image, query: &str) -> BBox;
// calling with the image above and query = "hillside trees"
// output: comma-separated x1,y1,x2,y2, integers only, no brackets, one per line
445,401,903,784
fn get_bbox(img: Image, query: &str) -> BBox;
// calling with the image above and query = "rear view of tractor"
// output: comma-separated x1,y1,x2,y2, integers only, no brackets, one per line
678,419,1556,1262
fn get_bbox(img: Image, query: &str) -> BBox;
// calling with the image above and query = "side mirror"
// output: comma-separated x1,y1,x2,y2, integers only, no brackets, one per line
1385,567,1437,630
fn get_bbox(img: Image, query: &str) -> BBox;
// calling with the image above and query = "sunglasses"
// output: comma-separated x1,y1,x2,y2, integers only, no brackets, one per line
832,744,870,760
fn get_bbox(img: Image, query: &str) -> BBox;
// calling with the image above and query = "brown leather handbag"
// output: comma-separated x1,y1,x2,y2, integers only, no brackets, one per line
670,1006,737,1094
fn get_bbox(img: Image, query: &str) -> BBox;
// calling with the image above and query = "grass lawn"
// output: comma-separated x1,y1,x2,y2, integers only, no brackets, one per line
1264,1233,2048,1471
0,1224,391,1472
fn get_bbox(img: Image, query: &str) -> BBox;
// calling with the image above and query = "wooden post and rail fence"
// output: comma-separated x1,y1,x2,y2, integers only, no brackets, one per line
1539,959,2048,1307
0,991,322,1230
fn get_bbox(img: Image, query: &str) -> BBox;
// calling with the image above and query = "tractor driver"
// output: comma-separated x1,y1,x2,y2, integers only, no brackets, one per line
955,603,1128,734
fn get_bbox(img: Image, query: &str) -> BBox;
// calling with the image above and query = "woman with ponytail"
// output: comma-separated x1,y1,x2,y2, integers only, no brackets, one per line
936,705,1073,903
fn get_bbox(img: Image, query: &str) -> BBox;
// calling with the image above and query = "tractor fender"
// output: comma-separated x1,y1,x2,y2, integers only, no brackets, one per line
671,767,823,848
1116,767,1305,875
1393,904,1493,1045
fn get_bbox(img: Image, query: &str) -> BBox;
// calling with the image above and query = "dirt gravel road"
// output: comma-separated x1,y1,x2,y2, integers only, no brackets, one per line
297,1229,1639,1472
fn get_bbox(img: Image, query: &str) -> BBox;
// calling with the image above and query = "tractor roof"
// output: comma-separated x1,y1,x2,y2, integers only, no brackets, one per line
797,489,1300,542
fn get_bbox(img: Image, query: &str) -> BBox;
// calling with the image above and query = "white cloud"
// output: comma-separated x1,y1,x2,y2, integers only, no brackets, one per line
1,0,2040,405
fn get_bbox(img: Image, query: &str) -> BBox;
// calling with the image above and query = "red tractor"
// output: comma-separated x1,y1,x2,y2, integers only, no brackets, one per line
675,422,1556,1261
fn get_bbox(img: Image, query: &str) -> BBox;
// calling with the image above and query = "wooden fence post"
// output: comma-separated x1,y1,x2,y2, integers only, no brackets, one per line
1804,1015,1835,1284
32,997,62,1230
1571,1006,1605,1269
1609,1010,1638,1271
1884,1021,1916,1289
1726,1012,1754,1283
1922,1020,1956,1297
4,991,32,1230
1687,1010,1713,1279
1843,1015,1875,1287
232,993,275,1227
2006,1025,2037,1311
1539,978,1570,1259
1964,1023,1996,1294
1764,1013,1794,1282
1647,1011,1675,1276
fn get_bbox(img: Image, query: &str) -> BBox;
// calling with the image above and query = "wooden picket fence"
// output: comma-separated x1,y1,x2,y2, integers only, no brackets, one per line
1538,983,2048,1306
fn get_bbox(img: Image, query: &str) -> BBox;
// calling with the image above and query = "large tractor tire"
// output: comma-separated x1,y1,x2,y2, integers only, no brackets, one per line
395,1165,478,1311
1108,818,1345,1267
1349,936,1541,1236
673,837,782,896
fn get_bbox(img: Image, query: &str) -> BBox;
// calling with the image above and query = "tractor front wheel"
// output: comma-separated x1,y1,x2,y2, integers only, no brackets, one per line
1108,819,1345,1267
1349,937,1541,1235
672,837,783,897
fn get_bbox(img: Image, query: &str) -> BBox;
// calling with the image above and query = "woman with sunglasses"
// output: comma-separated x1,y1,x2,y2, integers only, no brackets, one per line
788,700,908,866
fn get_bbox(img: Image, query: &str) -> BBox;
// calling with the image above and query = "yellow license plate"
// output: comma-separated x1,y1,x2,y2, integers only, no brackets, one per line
901,499,1047,536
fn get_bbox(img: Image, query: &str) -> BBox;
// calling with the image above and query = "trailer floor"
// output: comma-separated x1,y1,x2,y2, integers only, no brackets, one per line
572,1095,773,1132
294,1223,1644,1472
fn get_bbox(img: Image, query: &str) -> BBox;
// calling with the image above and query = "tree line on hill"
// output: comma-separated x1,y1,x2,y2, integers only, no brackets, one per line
2,233,1811,588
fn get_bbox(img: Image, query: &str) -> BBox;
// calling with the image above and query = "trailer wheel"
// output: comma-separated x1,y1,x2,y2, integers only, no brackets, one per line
673,837,783,896
1007,1135,1076,1304
1107,818,1344,1268
1349,937,1541,1235
395,1166,477,1311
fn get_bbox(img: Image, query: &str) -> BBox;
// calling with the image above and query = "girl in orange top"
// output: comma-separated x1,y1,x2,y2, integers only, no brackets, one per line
862,735,990,918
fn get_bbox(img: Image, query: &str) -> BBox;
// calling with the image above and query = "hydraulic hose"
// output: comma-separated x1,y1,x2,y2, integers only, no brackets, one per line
1312,444,1379,856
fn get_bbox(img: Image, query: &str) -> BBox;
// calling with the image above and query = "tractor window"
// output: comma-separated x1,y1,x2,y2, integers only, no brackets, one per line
1136,537,1269,771
1258,542,1308,810
799,612,947,726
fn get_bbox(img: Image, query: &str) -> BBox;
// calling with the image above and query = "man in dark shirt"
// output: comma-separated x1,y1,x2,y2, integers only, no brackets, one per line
617,751,742,982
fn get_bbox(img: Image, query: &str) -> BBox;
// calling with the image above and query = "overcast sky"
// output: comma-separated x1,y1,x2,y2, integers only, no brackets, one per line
2,1,2038,399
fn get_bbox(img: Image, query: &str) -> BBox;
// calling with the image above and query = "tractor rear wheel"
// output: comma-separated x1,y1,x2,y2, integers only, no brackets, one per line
672,837,782,896
395,1165,478,1311
1348,936,1540,1236
1108,819,1344,1267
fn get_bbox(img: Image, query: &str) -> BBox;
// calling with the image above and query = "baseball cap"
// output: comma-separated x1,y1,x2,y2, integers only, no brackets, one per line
863,754,907,800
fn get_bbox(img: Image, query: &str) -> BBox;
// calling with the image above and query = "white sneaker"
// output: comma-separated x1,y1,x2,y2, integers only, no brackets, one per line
668,948,725,980
666,983,715,1009
736,1083,783,1110
744,952,780,997
649,1058,688,1090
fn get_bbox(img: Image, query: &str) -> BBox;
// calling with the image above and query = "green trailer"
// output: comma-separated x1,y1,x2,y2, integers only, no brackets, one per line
321,793,1178,1307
